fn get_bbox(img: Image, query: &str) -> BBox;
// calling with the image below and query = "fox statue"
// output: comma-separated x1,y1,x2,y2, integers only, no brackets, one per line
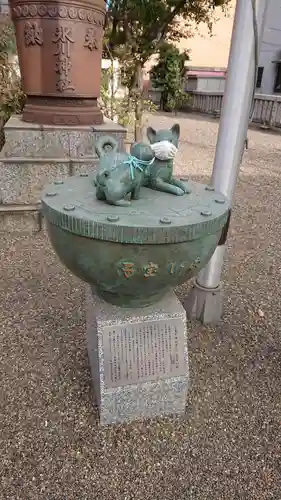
146,124,189,196
93,124,188,206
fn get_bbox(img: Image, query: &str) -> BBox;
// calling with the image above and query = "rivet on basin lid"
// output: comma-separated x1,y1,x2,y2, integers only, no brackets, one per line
54,180,64,185
80,172,89,177
160,217,172,225
63,205,75,212
205,185,215,191
107,215,119,222
201,210,212,217
46,191,57,197
214,198,225,204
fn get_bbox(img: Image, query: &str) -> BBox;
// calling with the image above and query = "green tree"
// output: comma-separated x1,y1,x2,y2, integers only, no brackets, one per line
105,0,230,140
0,14,17,54
150,42,189,112
0,15,25,125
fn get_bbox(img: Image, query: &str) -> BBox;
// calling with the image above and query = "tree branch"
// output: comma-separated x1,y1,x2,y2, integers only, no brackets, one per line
157,0,188,42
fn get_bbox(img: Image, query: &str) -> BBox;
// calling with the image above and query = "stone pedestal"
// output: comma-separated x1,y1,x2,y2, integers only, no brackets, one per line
86,288,189,425
0,115,126,232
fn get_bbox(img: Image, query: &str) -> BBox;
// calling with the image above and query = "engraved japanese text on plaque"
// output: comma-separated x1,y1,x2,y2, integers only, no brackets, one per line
103,319,186,389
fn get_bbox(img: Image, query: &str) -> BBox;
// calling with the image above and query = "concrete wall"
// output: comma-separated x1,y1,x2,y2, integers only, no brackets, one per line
197,77,225,93
258,0,281,95
186,78,198,91
186,77,226,93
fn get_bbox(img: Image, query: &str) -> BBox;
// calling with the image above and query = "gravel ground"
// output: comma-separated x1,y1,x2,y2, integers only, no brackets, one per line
0,113,280,499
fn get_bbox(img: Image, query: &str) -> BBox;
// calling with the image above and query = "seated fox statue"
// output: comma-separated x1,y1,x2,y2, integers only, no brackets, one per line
145,124,189,195
93,124,188,206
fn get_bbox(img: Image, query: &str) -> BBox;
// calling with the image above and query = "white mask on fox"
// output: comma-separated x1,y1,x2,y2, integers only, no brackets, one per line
150,140,178,161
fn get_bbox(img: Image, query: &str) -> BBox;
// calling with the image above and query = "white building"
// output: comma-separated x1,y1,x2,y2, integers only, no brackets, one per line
185,0,281,96
178,0,281,97
258,0,281,94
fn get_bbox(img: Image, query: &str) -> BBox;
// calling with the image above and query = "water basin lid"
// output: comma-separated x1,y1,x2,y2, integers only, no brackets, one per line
41,175,230,245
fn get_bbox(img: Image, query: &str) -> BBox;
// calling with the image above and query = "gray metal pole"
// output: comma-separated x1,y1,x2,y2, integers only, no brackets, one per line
185,0,269,324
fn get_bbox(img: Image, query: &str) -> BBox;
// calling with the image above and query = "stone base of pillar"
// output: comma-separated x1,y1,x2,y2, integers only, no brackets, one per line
0,114,126,233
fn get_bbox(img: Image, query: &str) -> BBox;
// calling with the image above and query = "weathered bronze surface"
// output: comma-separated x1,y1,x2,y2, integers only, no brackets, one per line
93,125,191,207
94,135,155,206
42,174,230,308
10,0,106,125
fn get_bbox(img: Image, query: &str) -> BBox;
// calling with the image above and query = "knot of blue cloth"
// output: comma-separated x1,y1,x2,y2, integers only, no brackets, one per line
124,155,154,180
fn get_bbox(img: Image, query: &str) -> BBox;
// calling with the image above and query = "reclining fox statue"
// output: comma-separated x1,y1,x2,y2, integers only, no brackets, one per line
93,124,189,206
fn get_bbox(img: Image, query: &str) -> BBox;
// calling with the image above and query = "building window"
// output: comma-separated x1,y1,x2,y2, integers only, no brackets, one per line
274,64,281,93
256,66,264,88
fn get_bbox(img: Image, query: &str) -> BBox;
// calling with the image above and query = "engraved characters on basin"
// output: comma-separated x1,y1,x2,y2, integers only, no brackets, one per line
117,258,201,279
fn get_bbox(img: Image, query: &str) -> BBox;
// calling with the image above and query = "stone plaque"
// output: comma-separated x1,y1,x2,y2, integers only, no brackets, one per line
103,319,186,389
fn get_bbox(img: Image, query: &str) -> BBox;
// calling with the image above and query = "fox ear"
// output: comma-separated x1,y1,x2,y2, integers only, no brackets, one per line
147,126,157,143
171,124,180,139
